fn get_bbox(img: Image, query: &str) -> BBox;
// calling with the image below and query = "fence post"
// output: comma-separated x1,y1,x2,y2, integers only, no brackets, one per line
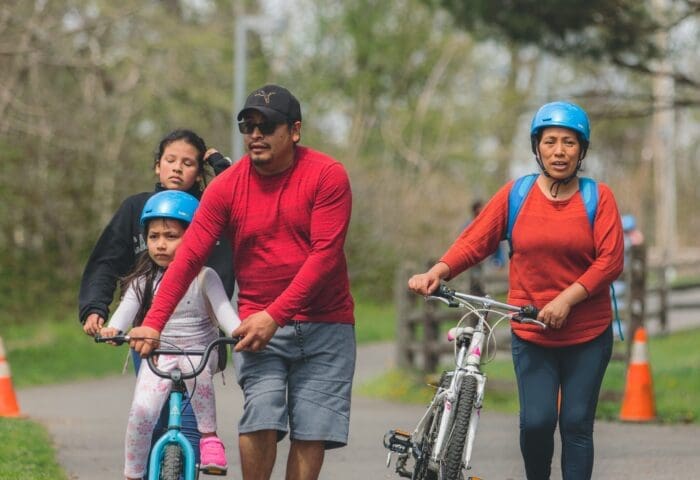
626,243,647,360
395,263,414,370
658,264,669,333
422,295,440,373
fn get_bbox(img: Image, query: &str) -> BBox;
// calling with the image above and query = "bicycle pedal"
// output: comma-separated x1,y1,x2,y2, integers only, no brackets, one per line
383,428,412,454
199,465,227,476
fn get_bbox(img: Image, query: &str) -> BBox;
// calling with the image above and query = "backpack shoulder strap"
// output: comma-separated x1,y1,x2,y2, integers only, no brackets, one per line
506,173,538,256
578,177,598,227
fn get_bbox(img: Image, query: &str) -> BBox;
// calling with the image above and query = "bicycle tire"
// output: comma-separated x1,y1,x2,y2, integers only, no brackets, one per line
412,372,451,480
160,444,183,480
443,375,478,480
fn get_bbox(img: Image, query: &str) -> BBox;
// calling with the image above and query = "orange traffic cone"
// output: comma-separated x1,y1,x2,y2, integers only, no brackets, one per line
619,327,656,422
0,337,21,417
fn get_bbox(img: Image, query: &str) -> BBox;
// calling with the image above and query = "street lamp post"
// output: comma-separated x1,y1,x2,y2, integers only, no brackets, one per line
232,14,270,161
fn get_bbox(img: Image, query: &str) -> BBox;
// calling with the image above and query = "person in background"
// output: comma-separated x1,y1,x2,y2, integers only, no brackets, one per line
613,214,645,308
408,101,624,480
78,128,234,469
100,190,240,479
621,214,644,252
129,84,355,480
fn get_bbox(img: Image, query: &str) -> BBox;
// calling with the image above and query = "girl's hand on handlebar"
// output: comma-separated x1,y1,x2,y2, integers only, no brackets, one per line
99,327,122,345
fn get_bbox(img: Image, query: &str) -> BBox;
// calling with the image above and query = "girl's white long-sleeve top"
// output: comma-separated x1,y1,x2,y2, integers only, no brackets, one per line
109,266,240,344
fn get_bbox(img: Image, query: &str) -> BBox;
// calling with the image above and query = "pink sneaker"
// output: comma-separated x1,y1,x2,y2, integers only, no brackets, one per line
199,436,228,475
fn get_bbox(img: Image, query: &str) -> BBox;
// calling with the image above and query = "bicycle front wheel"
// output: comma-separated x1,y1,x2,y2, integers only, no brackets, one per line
160,444,183,480
443,375,478,480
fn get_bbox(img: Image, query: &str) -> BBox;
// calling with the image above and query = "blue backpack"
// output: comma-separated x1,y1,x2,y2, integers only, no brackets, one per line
505,173,622,339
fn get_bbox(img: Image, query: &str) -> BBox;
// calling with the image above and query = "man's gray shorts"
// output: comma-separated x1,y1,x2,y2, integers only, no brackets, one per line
233,322,356,449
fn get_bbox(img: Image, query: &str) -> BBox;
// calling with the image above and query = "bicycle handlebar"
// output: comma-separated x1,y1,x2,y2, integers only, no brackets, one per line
427,283,545,328
95,335,240,380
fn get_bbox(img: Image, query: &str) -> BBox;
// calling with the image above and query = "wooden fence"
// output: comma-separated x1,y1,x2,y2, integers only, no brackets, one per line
396,245,700,373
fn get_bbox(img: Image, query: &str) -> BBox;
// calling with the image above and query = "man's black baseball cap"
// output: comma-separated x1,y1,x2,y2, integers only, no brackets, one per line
236,84,302,124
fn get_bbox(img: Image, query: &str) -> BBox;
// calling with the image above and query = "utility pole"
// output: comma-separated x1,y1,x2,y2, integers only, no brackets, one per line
232,11,267,161
230,6,286,161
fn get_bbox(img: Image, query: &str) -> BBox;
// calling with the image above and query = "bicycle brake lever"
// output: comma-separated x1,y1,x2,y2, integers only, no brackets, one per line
426,295,460,308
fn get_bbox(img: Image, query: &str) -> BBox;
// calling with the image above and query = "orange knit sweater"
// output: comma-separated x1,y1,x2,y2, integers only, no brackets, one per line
440,178,624,347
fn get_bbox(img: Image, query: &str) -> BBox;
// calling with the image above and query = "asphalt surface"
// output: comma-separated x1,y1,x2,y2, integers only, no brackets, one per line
16,293,700,480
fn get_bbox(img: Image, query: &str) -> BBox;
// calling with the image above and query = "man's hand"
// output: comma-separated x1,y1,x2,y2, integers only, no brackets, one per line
128,326,161,357
83,313,105,336
233,311,279,352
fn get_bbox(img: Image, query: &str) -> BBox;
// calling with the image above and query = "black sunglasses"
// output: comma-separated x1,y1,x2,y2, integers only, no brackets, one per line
237,120,283,135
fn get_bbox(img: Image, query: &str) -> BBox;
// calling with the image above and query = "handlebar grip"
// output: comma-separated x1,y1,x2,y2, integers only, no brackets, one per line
434,283,454,298
513,305,547,329
94,334,129,345
520,304,539,319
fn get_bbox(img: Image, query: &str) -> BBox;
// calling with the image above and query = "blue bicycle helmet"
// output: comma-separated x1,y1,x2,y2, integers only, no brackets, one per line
140,190,199,226
621,214,637,232
530,101,590,154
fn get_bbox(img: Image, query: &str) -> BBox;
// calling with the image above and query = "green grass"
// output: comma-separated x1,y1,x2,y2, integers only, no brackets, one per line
3,319,128,388
1,319,128,480
359,328,700,424
0,418,68,480
354,298,395,343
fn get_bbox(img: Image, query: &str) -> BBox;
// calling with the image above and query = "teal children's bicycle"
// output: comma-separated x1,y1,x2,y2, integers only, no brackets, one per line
96,335,239,480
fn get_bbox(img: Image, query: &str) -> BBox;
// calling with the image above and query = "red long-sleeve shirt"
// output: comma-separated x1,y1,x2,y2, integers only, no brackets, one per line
441,179,624,347
142,146,354,331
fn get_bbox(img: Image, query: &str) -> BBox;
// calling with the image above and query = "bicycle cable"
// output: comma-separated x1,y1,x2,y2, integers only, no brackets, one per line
134,336,199,416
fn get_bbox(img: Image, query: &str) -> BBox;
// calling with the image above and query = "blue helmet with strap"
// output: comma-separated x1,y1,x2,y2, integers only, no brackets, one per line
140,190,199,226
530,101,590,154
530,101,591,182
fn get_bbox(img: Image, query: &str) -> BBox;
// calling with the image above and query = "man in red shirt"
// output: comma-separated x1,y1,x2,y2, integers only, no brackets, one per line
130,84,355,480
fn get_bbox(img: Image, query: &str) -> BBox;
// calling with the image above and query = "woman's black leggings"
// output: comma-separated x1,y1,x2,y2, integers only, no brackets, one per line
511,325,613,480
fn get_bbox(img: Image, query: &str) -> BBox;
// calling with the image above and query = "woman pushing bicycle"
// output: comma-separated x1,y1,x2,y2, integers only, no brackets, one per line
409,101,624,480
100,190,241,480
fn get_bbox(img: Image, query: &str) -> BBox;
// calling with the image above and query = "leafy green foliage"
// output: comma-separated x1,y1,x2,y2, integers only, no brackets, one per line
432,0,660,62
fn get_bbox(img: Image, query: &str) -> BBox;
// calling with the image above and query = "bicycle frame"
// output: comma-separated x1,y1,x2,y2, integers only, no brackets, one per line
148,370,198,480
384,284,543,479
415,306,488,473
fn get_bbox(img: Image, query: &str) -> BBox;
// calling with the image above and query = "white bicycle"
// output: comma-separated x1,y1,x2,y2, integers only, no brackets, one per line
384,283,545,480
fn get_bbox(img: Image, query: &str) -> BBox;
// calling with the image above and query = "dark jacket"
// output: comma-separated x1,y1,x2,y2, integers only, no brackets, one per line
78,153,235,324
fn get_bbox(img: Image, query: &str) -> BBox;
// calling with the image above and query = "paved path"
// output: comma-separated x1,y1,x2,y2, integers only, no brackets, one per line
16,298,700,479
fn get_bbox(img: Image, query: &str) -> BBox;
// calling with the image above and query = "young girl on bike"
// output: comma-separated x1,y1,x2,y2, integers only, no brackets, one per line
409,102,624,480
100,190,240,480
79,129,234,468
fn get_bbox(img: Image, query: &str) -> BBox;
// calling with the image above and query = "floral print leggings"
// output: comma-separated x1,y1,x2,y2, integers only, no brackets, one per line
123,347,218,479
